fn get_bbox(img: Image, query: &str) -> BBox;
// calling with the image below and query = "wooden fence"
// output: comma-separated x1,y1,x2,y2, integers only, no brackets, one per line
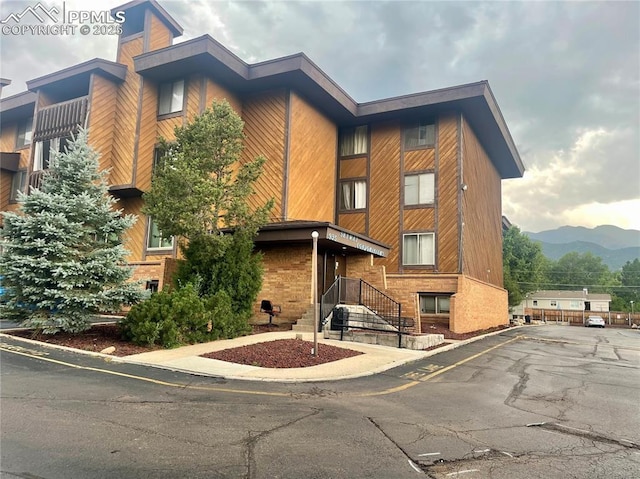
526,309,640,326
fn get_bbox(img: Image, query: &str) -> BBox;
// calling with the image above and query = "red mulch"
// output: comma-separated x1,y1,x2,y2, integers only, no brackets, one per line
7,324,160,357
202,339,362,368
421,323,510,340
4,321,509,367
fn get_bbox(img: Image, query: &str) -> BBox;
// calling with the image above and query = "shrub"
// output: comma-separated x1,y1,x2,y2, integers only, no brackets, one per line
206,290,251,339
120,283,214,348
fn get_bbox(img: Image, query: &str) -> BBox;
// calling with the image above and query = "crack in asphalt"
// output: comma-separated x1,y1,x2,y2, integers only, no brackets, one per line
0,472,49,479
367,417,433,476
527,422,639,451
243,408,321,479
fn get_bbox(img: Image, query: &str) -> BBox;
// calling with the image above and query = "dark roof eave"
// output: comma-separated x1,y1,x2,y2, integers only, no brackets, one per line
0,90,37,113
26,58,127,91
257,221,391,251
135,37,523,179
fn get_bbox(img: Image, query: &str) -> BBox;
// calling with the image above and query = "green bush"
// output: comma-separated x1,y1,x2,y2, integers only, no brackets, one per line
206,290,251,339
120,283,215,348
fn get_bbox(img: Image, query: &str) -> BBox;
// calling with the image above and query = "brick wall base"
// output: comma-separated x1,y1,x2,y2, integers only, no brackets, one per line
450,275,508,333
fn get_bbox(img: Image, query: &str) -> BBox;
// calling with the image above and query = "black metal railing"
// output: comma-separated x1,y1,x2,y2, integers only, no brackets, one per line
319,276,401,330
330,310,415,348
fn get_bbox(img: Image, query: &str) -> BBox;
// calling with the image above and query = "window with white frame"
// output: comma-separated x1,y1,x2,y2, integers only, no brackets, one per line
146,218,174,250
16,117,33,148
10,169,28,202
419,294,451,314
404,172,434,206
158,80,184,115
403,232,434,265
340,179,367,210
33,136,71,171
339,125,368,156
404,120,435,148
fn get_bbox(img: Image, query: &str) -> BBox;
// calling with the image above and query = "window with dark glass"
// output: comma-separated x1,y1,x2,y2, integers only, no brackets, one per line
146,280,160,293
339,125,368,156
419,294,451,314
152,146,166,172
404,121,435,148
146,218,174,250
10,169,28,202
16,117,33,148
34,136,71,171
158,80,184,115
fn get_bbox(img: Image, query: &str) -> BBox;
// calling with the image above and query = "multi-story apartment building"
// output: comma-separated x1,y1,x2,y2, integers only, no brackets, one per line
0,0,524,333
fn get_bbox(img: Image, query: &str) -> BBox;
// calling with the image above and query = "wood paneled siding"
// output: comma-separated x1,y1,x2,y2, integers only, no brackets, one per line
0,173,11,211
156,116,181,141
404,148,435,172
404,208,435,233
0,123,17,151
461,116,503,286
368,121,401,272
436,113,460,273
338,212,366,234
241,90,286,219
339,157,367,179
205,78,242,116
134,79,159,192
111,37,143,186
185,74,201,124
1,125,32,213
287,91,337,222
120,196,146,261
87,74,119,173
37,91,54,109
147,12,173,52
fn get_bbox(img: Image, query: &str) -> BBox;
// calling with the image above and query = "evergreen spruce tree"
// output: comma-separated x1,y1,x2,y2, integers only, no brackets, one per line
0,129,145,333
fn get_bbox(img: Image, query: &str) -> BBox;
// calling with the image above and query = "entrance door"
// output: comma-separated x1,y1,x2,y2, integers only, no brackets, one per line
322,252,347,296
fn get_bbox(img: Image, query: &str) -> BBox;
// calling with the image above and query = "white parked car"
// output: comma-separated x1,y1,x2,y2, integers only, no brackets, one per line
585,315,605,328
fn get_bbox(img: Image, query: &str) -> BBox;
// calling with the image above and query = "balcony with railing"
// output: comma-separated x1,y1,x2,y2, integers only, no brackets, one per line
28,169,47,191
33,96,89,142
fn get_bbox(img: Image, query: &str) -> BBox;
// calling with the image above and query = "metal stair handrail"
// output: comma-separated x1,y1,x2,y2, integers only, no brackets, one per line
319,276,401,330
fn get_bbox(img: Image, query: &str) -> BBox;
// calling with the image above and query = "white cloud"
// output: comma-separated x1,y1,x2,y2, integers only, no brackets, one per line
503,126,640,231
1,0,638,233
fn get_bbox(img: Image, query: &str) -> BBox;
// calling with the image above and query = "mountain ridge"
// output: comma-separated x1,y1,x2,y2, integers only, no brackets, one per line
525,225,640,250
523,225,640,270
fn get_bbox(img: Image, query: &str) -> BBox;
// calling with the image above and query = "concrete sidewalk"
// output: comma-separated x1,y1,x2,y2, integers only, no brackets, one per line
1,327,517,383
114,328,515,382
117,331,433,382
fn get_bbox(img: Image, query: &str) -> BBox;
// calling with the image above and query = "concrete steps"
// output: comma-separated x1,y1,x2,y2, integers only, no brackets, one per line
292,304,319,332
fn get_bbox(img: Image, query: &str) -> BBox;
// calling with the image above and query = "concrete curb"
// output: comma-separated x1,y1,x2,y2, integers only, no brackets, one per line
0,325,531,383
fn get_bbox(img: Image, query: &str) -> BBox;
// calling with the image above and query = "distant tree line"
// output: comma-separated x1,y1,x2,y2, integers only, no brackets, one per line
503,226,639,311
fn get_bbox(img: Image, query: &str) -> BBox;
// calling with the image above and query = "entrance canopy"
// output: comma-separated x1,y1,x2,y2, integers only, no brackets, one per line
255,221,390,258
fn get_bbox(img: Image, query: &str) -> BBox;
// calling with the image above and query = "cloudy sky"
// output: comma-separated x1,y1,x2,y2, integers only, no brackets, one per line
1,0,638,233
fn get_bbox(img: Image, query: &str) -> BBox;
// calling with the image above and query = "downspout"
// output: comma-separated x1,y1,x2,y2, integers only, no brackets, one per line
457,113,464,274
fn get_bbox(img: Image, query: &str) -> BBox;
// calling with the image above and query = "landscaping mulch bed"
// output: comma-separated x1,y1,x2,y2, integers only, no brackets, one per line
421,323,510,340
7,324,159,357
202,338,363,368
4,321,510,367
